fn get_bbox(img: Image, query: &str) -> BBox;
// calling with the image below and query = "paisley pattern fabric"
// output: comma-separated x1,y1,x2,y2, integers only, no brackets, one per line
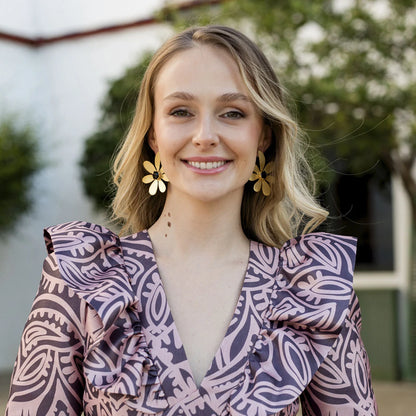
6,221,378,415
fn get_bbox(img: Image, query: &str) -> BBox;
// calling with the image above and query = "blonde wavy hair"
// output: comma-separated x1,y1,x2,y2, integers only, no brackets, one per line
112,25,328,246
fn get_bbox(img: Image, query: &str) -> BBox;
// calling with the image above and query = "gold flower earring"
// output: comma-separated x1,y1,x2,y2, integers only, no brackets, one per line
142,152,169,195
249,150,273,196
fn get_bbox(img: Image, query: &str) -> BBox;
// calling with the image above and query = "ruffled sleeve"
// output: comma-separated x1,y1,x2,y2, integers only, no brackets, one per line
229,232,376,415
300,291,378,415
43,221,168,413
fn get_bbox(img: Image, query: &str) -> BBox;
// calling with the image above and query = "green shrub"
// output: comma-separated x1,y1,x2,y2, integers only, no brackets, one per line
0,118,40,233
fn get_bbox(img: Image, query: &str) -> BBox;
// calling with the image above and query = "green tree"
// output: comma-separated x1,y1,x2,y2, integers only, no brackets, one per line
80,52,153,211
0,118,40,233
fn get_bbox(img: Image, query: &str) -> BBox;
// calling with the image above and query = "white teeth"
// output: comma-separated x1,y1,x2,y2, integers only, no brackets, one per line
188,160,226,169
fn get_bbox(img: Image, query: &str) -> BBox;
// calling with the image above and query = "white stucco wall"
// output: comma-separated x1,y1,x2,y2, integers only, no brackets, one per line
0,0,172,372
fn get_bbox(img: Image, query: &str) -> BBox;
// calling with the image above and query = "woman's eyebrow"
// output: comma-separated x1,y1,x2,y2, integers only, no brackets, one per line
217,92,251,103
164,91,195,101
163,91,251,103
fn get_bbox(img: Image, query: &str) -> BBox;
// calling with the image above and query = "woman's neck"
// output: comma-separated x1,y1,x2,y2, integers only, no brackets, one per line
148,191,248,259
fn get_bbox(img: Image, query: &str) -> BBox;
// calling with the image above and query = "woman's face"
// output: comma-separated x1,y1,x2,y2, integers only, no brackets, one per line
150,44,269,204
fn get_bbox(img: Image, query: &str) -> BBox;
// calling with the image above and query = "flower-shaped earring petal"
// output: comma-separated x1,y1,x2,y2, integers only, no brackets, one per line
249,150,274,196
142,152,169,195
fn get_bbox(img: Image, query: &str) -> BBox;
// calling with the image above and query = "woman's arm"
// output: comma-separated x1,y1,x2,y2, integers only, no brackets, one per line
300,291,378,416
6,253,86,416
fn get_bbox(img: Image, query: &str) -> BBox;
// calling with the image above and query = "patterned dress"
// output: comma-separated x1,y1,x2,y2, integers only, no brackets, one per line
6,221,378,415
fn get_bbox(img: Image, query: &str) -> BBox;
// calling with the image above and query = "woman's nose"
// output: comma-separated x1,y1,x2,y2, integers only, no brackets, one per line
192,115,219,148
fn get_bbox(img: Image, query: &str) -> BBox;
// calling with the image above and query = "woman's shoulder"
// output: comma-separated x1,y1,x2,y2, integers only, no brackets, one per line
254,231,357,280
44,221,120,254
269,231,358,318
270,230,358,322
277,231,357,273
43,221,138,325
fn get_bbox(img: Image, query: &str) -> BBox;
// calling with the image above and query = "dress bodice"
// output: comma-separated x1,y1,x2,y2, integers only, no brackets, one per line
6,221,378,416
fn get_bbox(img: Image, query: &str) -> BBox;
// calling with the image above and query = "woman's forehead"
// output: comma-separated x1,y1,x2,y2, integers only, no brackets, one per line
153,45,249,100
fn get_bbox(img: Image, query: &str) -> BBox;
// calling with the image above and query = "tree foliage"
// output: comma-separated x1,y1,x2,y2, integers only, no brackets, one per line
0,118,40,233
80,53,153,211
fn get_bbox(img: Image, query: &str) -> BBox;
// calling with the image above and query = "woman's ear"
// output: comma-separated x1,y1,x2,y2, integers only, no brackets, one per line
147,127,159,153
259,124,272,152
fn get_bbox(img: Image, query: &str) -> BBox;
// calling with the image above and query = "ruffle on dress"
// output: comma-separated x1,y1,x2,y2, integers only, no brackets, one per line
228,233,357,416
44,221,168,414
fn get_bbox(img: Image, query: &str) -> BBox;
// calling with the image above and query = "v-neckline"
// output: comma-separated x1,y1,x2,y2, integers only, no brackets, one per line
143,229,255,392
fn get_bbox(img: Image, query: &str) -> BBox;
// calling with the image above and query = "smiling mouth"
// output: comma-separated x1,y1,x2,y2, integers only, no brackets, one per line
187,160,228,170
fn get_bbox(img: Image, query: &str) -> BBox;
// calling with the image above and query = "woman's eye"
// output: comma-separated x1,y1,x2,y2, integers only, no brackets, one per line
170,109,191,117
222,111,244,119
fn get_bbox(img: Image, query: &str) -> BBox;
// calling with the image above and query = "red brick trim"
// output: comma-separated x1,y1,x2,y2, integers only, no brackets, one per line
0,0,224,48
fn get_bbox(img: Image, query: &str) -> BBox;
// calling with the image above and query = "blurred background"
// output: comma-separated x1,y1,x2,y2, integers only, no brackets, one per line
0,0,415,413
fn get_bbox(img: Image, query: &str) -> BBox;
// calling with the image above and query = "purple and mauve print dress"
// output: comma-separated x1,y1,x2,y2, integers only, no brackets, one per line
6,222,378,416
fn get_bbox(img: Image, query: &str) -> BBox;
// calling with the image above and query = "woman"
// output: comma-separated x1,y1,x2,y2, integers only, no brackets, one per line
6,26,378,415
